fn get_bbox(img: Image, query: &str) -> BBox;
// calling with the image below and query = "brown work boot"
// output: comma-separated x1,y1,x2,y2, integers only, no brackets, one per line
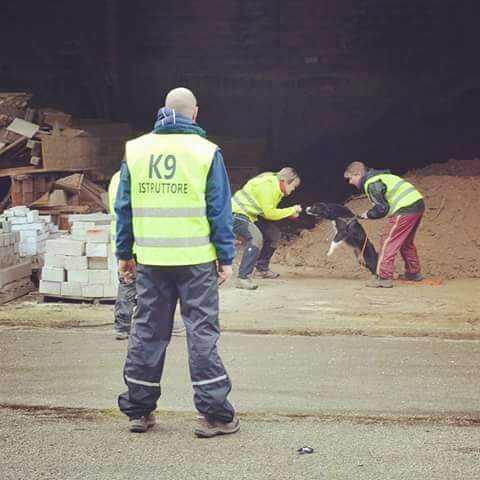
365,276,393,288
254,269,280,279
194,414,240,438
236,277,258,290
129,412,156,433
399,272,423,282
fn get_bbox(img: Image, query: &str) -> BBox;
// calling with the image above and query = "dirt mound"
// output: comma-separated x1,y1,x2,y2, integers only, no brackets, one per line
275,160,480,279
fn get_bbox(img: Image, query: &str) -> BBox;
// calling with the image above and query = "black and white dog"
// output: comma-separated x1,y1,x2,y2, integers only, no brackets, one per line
305,202,378,274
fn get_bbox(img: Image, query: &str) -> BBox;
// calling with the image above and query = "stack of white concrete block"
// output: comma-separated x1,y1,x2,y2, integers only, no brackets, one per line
0,217,33,300
0,218,20,268
0,206,61,268
39,213,118,299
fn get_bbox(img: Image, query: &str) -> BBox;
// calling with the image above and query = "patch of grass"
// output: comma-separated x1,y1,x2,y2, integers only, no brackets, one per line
0,304,112,328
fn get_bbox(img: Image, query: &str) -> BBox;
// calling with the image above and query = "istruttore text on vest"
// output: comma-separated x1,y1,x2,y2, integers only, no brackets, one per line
138,154,189,195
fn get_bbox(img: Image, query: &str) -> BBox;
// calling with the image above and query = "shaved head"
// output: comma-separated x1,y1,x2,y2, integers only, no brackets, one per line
165,87,198,118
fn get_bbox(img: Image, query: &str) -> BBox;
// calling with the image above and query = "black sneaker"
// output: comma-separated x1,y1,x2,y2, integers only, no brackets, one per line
129,412,156,433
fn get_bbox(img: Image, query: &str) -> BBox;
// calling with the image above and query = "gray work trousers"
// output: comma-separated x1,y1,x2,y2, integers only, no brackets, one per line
233,214,282,278
118,261,235,422
114,277,137,333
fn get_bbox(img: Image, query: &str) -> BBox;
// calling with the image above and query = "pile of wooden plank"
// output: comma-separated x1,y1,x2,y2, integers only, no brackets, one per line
0,91,131,218
32,172,107,211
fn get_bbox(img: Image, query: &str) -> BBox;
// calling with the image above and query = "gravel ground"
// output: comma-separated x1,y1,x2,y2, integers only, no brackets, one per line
1,407,479,480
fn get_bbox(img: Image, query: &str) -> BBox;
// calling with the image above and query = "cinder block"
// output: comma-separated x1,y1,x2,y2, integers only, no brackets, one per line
61,282,82,297
103,284,118,298
88,257,109,270
12,206,29,217
0,261,32,288
86,243,108,257
18,230,37,241
46,238,85,256
86,228,110,243
64,256,88,271
0,233,9,246
44,253,66,268
26,210,40,223
108,255,117,270
11,217,28,225
88,269,111,284
11,223,47,232
67,269,89,283
82,284,104,298
111,272,120,286
70,228,87,241
19,243,39,256
41,267,65,282
39,280,61,296
1,220,12,233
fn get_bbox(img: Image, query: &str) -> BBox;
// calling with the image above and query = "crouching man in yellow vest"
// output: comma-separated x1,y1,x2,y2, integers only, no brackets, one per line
115,87,239,437
232,168,301,290
344,161,425,288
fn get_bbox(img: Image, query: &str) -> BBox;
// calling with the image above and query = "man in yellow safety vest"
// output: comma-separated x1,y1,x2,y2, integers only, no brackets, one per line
115,87,238,437
344,161,425,288
232,168,302,290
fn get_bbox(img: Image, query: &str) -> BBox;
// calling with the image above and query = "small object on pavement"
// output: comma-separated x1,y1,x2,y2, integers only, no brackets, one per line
297,446,314,455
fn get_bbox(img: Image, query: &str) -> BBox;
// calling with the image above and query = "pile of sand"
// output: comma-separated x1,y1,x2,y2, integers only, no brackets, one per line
275,159,480,279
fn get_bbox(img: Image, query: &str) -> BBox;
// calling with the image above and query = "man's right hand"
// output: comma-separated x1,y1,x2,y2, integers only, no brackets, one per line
290,204,303,219
118,258,137,284
217,264,233,286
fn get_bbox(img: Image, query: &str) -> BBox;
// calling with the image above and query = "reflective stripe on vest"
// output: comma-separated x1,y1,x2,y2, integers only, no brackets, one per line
126,133,217,266
364,174,423,216
131,207,206,217
232,188,263,217
232,172,279,222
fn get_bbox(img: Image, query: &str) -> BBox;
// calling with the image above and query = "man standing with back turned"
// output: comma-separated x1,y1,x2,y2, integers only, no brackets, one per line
344,161,425,288
115,87,239,437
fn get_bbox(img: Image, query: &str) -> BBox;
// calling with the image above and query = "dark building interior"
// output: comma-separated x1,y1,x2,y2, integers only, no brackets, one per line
2,0,479,205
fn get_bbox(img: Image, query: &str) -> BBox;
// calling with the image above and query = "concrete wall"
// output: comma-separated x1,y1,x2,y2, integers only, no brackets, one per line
2,0,480,201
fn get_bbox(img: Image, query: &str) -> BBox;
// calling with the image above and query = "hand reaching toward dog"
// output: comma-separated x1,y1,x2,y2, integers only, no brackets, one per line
290,204,303,219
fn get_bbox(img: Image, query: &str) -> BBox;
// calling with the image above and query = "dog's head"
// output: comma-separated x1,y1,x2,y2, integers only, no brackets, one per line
305,202,355,220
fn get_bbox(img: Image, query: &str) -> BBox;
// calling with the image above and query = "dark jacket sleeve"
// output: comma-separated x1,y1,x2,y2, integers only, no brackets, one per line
206,149,235,265
366,180,390,219
114,160,134,260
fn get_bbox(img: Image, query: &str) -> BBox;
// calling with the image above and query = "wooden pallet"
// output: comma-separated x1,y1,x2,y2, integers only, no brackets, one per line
38,294,116,305
0,279,35,305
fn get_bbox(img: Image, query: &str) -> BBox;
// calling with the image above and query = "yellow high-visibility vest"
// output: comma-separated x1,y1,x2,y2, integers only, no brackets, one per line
126,133,217,265
364,173,423,215
232,172,296,222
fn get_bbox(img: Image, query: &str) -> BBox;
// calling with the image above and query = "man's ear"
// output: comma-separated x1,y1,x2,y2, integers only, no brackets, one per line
192,106,199,121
